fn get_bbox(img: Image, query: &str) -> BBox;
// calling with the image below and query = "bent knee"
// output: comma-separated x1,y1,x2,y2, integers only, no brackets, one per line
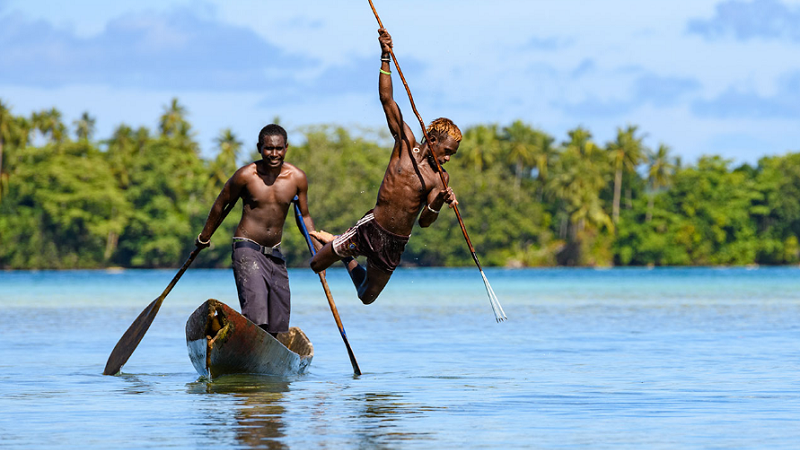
309,258,324,273
358,292,377,305
357,286,380,305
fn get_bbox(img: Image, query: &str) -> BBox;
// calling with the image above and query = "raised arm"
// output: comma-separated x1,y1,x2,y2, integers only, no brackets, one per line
378,28,413,141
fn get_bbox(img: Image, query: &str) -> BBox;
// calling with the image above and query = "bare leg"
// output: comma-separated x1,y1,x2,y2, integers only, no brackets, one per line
310,241,341,273
341,257,366,286
309,230,391,304
356,263,393,305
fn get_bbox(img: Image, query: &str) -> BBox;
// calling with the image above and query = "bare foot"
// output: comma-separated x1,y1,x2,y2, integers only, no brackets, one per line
310,230,336,244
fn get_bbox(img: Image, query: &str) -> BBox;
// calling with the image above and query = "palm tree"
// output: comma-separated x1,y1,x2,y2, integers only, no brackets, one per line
32,108,66,144
645,143,676,222
460,124,500,173
0,100,30,199
207,128,242,198
106,124,136,188
607,125,646,225
547,127,613,249
159,98,189,139
503,121,555,191
73,111,96,142
0,100,13,191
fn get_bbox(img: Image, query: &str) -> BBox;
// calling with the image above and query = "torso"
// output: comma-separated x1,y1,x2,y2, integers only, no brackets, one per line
234,161,302,247
373,138,444,236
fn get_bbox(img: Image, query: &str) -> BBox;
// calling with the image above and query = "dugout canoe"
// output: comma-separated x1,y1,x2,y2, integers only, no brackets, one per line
185,299,313,379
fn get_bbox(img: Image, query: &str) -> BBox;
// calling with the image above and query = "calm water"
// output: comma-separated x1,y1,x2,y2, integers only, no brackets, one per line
1,267,799,449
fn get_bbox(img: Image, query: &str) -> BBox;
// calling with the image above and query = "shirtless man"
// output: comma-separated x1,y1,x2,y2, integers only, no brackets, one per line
196,124,317,336
310,28,461,305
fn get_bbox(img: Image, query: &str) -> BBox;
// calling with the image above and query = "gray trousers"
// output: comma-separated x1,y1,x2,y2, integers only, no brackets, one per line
231,243,290,334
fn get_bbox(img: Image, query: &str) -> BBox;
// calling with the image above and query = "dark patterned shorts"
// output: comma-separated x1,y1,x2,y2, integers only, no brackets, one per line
332,210,410,273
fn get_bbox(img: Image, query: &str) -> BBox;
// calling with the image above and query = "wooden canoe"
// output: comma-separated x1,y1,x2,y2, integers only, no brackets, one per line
185,299,313,379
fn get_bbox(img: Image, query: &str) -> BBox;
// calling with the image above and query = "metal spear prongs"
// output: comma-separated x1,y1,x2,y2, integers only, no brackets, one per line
480,270,507,322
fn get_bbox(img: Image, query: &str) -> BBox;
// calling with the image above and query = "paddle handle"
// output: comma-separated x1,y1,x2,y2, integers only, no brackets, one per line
164,247,201,298
293,197,362,375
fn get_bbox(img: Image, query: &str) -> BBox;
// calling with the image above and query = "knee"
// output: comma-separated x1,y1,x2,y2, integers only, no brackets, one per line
310,257,323,273
357,287,377,305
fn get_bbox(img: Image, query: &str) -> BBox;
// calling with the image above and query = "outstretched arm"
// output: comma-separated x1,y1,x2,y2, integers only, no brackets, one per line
196,171,244,247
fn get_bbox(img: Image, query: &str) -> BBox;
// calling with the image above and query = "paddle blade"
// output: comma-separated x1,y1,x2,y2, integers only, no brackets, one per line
341,332,362,376
103,297,164,375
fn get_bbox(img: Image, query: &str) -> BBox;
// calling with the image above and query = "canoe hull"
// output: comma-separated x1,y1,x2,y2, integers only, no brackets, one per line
185,299,313,379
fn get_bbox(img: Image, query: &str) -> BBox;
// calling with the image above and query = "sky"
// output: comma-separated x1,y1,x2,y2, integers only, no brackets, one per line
2,0,800,164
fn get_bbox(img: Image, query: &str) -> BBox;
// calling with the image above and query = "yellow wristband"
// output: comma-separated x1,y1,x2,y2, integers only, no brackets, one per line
380,69,392,75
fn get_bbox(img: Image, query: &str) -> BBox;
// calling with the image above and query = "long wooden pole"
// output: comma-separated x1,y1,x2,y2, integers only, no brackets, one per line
367,0,506,322
293,198,362,375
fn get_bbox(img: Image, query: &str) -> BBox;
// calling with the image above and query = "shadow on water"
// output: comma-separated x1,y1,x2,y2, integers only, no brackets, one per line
186,374,291,450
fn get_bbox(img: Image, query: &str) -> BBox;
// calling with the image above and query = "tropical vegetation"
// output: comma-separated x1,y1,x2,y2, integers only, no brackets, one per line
1,99,798,269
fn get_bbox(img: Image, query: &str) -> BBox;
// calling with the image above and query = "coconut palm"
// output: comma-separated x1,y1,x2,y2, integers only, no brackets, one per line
159,98,190,139
73,111,96,142
0,101,31,199
0,100,13,191
547,127,613,236
460,124,500,173
32,108,66,144
607,125,646,225
646,143,676,222
503,120,555,191
206,128,242,198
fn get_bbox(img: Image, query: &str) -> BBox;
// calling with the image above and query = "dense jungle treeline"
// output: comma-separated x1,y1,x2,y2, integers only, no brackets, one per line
1,98,799,269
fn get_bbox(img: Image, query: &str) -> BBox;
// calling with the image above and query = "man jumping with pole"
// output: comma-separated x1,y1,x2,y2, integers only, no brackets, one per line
310,28,461,305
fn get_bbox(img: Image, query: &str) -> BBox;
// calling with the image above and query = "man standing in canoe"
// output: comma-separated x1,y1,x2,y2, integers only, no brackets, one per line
310,28,461,305
196,124,318,336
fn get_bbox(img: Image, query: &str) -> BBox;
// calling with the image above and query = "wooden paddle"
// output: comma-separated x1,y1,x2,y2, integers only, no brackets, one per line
293,197,362,375
103,247,201,375
367,0,507,322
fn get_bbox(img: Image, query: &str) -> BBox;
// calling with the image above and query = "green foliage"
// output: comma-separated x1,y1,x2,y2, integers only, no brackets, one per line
1,97,799,269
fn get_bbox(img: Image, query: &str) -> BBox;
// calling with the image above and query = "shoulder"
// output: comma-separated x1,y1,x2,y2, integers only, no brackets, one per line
231,162,257,183
282,162,309,185
396,122,419,147
282,162,306,178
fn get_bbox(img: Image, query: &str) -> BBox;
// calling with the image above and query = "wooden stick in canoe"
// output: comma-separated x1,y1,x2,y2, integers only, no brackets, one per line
366,0,506,322
293,196,362,376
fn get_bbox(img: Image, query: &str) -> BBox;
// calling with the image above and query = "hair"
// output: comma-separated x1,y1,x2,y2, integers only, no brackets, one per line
257,124,288,148
425,117,462,143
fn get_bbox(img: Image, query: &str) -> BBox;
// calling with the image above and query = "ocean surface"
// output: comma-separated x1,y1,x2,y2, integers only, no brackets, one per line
1,266,799,449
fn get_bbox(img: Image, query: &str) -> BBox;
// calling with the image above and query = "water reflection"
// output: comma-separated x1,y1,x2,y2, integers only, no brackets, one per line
187,375,291,449
116,373,155,395
348,391,436,447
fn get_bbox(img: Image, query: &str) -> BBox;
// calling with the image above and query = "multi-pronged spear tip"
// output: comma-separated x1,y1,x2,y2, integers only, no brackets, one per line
480,270,507,322
367,0,507,323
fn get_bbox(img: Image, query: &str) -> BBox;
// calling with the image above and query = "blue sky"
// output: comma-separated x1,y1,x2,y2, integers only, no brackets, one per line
1,0,799,164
